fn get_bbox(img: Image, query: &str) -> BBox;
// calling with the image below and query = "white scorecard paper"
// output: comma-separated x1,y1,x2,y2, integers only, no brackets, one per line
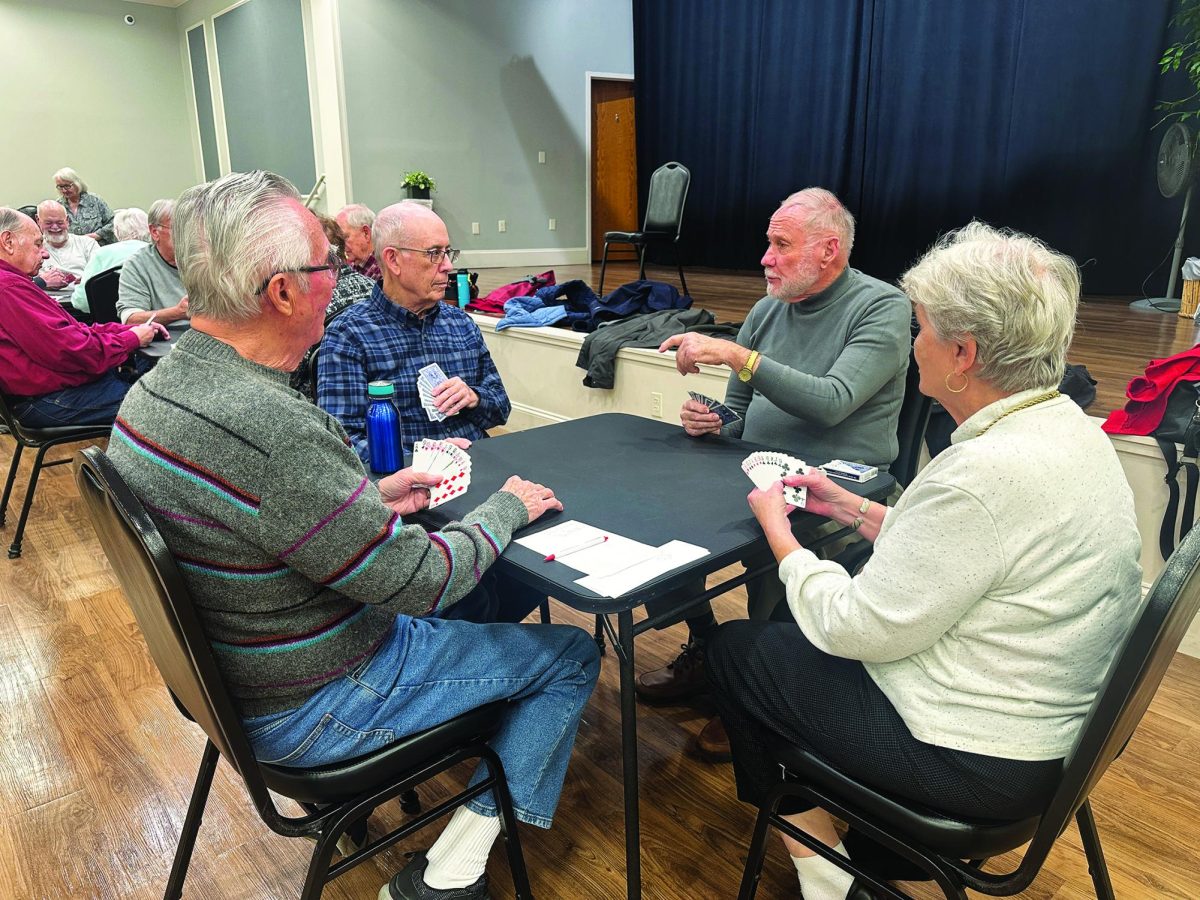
575,540,710,598
513,520,659,577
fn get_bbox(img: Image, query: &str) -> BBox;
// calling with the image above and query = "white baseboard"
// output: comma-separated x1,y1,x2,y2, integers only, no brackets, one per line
506,403,570,431
457,247,589,269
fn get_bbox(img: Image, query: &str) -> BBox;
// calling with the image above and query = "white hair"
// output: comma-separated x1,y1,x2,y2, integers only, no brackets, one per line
173,170,313,322
900,221,1079,393
53,167,87,193
780,188,856,257
113,208,150,242
147,199,174,228
0,207,27,235
338,203,375,230
36,199,64,219
372,201,433,260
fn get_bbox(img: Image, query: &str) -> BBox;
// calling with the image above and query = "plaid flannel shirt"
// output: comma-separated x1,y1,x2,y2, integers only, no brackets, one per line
317,283,511,460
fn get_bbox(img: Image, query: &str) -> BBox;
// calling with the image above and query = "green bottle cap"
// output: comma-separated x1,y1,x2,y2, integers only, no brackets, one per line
367,381,395,397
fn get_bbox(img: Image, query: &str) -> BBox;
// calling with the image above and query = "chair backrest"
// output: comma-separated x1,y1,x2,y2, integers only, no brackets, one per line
892,347,933,489
86,267,123,323
73,447,275,806
1021,521,1200,871
643,162,690,236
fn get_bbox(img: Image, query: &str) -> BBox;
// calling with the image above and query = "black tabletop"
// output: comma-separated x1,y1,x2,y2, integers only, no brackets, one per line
137,322,191,359
418,413,894,612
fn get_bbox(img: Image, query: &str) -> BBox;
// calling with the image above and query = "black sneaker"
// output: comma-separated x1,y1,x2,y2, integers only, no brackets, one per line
378,851,491,900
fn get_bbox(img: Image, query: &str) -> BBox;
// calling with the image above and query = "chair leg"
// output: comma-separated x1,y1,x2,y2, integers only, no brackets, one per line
8,443,50,559
0,441,23,527
598,242,611,295
736,803,775,900
674,241,689,296
163,740,220,900
400,788,422,815
1076,800,1116,900
592,614,606,656
538,598,551,624
637,245,647,281
484,747,534,900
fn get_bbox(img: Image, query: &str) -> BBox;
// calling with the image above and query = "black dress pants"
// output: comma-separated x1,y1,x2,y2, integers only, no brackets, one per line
707,619,1063,822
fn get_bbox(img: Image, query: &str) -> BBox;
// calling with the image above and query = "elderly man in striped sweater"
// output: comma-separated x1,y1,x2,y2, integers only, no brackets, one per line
108,170,600,900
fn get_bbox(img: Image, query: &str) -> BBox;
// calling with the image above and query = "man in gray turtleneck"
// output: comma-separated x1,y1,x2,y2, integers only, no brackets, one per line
640,188,911,757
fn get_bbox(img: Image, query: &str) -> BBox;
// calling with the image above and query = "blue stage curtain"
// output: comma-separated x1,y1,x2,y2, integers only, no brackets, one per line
634,0,1179,295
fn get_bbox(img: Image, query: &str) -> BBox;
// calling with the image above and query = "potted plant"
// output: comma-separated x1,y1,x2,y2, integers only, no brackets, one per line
402,170,437,200
1158,0,1200,125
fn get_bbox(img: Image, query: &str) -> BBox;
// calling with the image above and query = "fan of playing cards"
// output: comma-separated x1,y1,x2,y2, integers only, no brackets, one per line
418,363,449,422
688,391,742,425
742,451,809,508
412,439,472,509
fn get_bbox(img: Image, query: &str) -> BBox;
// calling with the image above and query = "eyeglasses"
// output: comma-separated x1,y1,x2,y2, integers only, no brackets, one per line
390,246,460,265
255,249,341,295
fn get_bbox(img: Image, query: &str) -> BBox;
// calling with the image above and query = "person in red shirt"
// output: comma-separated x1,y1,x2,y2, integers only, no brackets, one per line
0,207,165,427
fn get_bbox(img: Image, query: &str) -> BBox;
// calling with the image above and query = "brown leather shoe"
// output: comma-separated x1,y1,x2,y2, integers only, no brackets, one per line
694,715,732,763
634,640,708,703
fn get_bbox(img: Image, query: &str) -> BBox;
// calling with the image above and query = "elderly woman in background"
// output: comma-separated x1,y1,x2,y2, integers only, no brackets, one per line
54,167,115,244
71,208,151,314
289,213,375,395
707,222,1142,900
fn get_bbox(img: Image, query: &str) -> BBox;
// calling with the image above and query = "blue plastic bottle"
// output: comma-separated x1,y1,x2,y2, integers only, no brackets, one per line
456,270,470,308
365,381,403,475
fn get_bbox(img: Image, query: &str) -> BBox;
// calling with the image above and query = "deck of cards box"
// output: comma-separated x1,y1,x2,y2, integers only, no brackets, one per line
411,439,471,509
819,459,878,483
742,451,809,507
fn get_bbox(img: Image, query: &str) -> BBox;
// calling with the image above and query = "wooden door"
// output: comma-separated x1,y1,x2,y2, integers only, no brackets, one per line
591,79,638,261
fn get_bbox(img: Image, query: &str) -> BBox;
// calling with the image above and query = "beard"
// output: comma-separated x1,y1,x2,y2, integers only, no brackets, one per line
45,230,69,248
764,261,822,301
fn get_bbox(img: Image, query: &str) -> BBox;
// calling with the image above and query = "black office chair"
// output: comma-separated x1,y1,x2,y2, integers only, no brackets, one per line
73,447,534,900
0,392,112,559
85,266,123,323
737,520,1200,900
598,161,690,296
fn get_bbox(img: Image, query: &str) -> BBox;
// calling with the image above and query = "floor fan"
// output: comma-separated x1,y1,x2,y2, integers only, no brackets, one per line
1134,122,1200,312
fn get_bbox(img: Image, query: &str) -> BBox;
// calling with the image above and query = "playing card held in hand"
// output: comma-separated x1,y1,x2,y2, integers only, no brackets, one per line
411,438,472,509
742,451,808,508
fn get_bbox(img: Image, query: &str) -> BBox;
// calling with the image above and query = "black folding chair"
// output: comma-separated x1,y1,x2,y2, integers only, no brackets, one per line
0,392,111,559
737,522,1200,899
598,161,690,295
85,266,123,323
74,447,534,900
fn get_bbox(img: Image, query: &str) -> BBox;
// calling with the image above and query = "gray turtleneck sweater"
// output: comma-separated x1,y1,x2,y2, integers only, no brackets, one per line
721,267,911,468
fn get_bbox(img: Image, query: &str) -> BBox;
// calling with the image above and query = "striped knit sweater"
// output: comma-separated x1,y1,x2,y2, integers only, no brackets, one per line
108,330,529,717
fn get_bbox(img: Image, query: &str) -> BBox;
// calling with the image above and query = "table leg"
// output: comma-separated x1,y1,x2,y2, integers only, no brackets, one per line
618,608,641,899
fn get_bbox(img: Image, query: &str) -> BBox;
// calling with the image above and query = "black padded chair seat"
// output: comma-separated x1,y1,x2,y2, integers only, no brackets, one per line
6,419,112,443
603,230,674,243
771,737,1042,859
262,700,507,805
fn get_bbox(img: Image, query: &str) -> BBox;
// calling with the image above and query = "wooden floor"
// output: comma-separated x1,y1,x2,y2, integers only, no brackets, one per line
477,261,1200,421
3,263,1200,899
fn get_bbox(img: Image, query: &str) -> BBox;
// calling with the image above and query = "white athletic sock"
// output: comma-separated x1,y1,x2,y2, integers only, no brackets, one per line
423,807,502,890
791,840,853,900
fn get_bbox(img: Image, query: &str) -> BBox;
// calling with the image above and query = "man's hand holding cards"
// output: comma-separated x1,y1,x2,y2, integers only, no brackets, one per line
681,391,740,436
411,438,472,509
742,451,809,508
418,363,480,420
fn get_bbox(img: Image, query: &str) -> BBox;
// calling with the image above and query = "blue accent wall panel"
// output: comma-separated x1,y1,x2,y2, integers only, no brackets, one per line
187,25,221,181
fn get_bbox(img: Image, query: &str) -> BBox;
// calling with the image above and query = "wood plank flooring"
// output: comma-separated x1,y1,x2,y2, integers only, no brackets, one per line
475,261,1200,421
3,263,1200,898
2,439,1200,899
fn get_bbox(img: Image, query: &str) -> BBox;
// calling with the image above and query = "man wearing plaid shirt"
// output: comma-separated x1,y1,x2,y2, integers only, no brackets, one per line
318,202,511,461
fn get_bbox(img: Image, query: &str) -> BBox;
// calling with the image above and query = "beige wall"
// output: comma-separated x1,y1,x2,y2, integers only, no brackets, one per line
0,0,195,210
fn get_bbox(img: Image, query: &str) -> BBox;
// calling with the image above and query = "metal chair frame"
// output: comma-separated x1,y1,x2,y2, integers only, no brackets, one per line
598,161,691,296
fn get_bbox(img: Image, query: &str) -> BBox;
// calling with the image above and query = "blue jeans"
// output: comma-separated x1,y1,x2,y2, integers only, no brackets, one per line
243,616,600,828
12,370,130,428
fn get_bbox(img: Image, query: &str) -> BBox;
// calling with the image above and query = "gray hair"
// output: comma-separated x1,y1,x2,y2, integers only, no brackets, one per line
780,187,856,257
36,199,64,219
338,203,375,230
0,207,28,235
900,221,1079,393
372,201,430,260
148,199,174,228
53,167,87,193
173,170,313,322
113,208,150,242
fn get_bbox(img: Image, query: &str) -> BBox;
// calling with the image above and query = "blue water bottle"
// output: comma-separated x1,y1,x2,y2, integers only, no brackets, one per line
366,381,403,475
456,270,470,308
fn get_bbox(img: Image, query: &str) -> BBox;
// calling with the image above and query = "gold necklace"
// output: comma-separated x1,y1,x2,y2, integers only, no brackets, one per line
976,390,1061,436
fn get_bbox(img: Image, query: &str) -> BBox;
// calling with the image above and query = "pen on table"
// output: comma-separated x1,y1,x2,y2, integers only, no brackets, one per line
544,535,608,562
145,313,157,327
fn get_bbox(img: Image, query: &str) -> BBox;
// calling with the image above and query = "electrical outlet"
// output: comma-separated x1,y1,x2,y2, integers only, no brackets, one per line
651,392,663,418
548,218,556,231
538,150,546,164
471,222,480,235
498,219,506,233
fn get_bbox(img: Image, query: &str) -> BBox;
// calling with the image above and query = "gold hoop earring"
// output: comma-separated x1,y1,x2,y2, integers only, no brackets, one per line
945,372,968,394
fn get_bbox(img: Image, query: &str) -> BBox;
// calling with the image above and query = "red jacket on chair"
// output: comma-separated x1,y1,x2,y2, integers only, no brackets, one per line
1102,345,1200,435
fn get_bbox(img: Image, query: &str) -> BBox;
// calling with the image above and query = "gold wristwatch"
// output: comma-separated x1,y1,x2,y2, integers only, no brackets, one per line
738,350,760,383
